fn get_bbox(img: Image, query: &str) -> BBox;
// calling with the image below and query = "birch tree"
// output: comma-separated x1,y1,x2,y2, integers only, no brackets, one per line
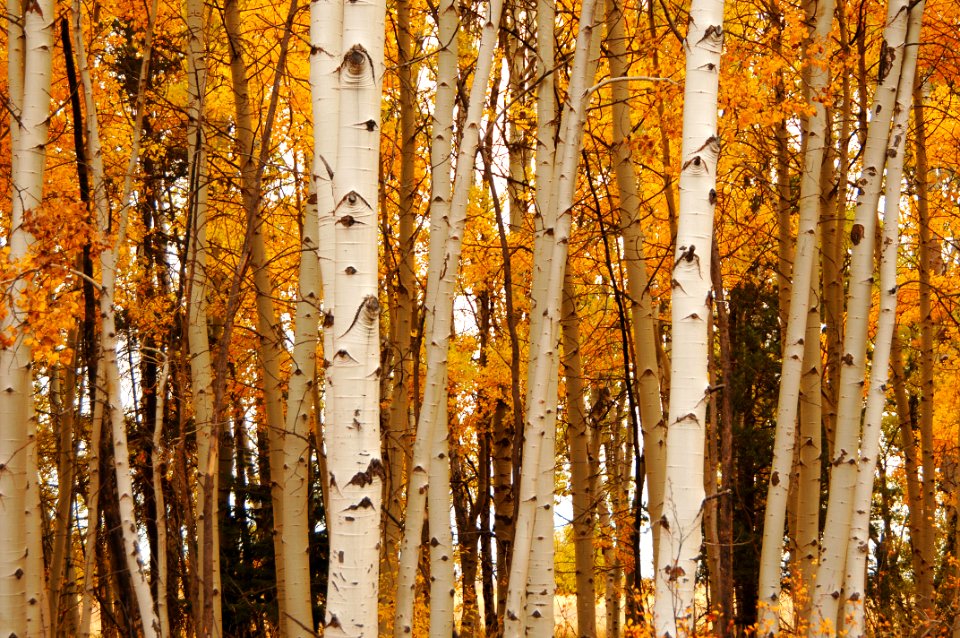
808,0,912,631
653,0,725,634
72,0,162,630
392,0,504,631
312,0,388,632
840,5,924,634
0,0,53,632
756,0,836,630
503,0,599,630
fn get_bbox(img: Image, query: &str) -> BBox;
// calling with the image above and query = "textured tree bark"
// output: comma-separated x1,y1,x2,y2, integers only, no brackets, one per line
503,0,598,631
653,0,724,634
607,0,667,574
182,0,223,626
561,270,597,638
0,0,51,631
840,10,923,634
279,163,322,637
153,361,172,638
913,77,937,625
795,281,822,621
315,0,388,632
392,0,504,631
807,1,911,632
755,0,835,630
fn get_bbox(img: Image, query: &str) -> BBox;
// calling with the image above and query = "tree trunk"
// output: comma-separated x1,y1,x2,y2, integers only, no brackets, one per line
562,270,597,638
318,0,388,632
808,0,911,631
653,0,725,634
606,0,667,575
380,0,418,628
840,7,923,634
392,0,504,631
0,0,52,631
182,0,222,626
913,72,937,625
756,0,835,629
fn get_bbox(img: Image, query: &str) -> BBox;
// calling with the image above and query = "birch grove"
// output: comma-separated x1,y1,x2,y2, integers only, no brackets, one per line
4,0,960,635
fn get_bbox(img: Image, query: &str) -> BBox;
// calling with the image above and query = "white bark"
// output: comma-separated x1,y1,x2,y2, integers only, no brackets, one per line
279,170,322,638
320,0,387,632
1,0,52,633
503,0,599,631
182,0,222,624
76,0,162,629
653,1,724,635
606,0,666,572
795,280,822,620
756,0,835,631
841,5,924,634
153,360,171,638
392,0,504,631
808,0,911,632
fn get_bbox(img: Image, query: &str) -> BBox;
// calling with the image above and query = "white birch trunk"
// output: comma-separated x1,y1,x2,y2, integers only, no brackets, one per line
0,0,51,631
756,0,835,630
392,0,505,631
153,360,171,638
840,6,924,634
653,1,724,634
182,0,222,624
606,0,667,572
795,280,822,620
76,0,162,629
503,0,599,630
807,0,911,632
279,173,322,638
320,0,387,632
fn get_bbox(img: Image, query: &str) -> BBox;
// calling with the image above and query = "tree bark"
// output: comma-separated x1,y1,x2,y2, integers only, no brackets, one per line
808,0,911,631
840,10,923,634
756,0,836,629
0,0,52,631
561,270,597,638
653,0,725,634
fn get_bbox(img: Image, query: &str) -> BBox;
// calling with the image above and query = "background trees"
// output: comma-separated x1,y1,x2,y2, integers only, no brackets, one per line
3,0,960,635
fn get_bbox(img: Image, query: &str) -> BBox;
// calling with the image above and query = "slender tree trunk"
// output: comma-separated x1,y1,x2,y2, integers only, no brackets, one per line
710,241,736,635
796,279,822,621
79,366,105,637
49,350,78,636
73,0,162,630
808,1,911,632
840,11,923,634
913,74,937,625
182,0,223,626
503,0,599,630
392,0,505,630
606,0,667,574
153,361,171,638
562,270,597,638
756,0,835,629
0,0,52,631
653,0,725,634
380,0,418,628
